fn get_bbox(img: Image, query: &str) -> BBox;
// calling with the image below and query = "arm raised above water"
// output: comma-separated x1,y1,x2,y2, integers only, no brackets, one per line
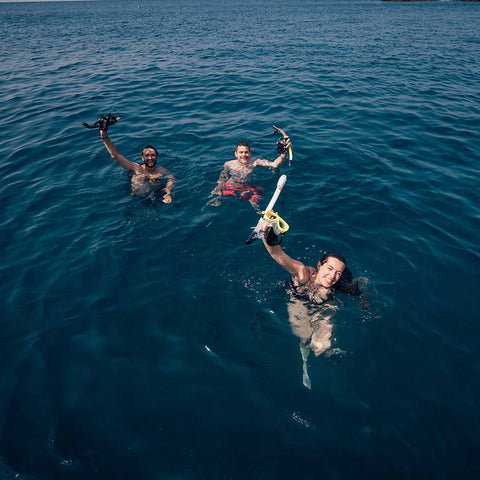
253,136,291,169
262,237,314,284
101,130,142,174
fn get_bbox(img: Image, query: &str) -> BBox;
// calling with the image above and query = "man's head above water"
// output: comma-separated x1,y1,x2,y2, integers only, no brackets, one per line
141,145,158,169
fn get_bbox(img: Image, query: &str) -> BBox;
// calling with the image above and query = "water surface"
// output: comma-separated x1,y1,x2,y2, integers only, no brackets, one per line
1,0,479,478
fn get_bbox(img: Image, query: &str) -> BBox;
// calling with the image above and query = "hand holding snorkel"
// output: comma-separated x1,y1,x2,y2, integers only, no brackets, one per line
246,174,288,244
273,125,293,166
261,210,289,246
246,207,289,246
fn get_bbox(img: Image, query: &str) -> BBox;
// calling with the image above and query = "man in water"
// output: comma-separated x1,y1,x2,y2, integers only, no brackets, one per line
100,130,175,203
262,228,363,388
210,138,291,208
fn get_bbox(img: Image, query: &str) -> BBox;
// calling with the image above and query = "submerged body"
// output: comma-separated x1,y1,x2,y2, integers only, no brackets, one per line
220,179,264,203
288,292,337,358
130,169,171,196
263,239,346,355
288,259,345,358
262,233,363,388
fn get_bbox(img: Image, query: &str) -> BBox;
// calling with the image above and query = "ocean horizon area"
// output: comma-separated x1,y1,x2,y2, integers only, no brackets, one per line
1,0,479,479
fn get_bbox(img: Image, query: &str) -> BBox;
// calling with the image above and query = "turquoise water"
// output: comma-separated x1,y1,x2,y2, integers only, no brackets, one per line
1,0,479,478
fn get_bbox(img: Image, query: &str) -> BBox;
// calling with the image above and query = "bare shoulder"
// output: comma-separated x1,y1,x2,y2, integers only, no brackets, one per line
223,159,236,169
129,163,144,175
156,166,172,176
295,265,316,284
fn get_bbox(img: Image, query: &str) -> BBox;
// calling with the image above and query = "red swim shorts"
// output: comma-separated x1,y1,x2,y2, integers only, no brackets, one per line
221,180,264,203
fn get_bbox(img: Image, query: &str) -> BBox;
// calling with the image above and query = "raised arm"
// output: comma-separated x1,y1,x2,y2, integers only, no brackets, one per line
254,136,291,169
100,130,141,174
262,236,313,283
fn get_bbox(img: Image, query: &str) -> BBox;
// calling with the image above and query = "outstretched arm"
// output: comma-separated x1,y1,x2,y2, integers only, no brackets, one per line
262,236,313,283
254,136,291,169
161,172,176,204
101,130,141,174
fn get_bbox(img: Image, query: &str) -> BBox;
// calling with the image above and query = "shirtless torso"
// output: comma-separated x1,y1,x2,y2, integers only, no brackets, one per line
130,166,172,196
100,131,175,203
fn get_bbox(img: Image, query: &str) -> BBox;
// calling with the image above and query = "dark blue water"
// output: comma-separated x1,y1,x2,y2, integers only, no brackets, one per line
1,0,479,478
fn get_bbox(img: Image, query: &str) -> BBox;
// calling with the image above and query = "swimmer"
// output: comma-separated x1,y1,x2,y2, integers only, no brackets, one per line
262,227,364,388
221,138,291,177
210,137,291,209
100,129,175,203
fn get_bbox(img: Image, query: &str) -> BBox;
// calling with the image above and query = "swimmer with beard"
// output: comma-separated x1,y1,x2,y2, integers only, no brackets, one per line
100,129,175,203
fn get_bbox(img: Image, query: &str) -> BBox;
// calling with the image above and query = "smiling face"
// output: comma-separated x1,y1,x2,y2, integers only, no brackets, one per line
234,144,251,164
315,256,346,288
142,147,158,168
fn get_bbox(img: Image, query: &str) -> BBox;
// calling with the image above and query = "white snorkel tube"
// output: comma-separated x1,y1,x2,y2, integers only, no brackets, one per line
245,174,287,245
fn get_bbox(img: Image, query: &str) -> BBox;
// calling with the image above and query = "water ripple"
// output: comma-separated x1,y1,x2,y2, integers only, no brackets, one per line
1,0,480,479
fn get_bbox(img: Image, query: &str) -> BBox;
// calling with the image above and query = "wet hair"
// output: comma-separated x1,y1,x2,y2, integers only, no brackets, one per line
320,252,346,267
236,140,250,151
142,145,158,157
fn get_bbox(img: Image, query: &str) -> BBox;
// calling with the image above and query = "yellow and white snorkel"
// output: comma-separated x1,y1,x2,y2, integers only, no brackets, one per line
246,174,288,245
262,209,289,246
273,125,293,166
262,210,289,234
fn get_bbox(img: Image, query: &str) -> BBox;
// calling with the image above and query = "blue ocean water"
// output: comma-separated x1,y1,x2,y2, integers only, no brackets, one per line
1,0,479,478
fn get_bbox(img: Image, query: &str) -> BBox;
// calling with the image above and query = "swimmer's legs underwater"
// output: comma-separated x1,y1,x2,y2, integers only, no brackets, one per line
287,300,335,389
205,188,262,213
310,321,333,357
288,301,315,389
299,342,311,390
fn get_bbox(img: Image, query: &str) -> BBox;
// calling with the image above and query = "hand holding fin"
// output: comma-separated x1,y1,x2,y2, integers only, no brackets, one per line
82,113,120,131
273,125,293,166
